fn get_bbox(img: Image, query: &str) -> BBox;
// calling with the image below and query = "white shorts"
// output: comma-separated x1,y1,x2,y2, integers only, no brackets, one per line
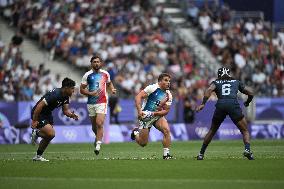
87,103,108,116
138,116,160,129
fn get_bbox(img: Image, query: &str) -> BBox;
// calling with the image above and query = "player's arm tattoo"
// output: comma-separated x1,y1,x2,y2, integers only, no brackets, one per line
202,83,216,105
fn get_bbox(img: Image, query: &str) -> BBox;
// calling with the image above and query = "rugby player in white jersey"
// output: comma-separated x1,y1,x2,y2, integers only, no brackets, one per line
131,73,173,159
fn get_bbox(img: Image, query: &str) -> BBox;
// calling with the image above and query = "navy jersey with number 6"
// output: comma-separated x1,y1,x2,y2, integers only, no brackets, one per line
211,79,246,124
213,79,245,103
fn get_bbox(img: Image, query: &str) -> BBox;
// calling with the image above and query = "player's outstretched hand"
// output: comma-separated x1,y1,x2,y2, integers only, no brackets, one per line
244,101,250,107
141,110,153,120
196,104,205,112
137,110,145,120
71,111,79,120
111,88,117,95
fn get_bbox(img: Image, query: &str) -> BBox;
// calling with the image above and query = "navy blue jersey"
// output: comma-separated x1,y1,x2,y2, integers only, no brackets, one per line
213,79,245,102
32,88,69,115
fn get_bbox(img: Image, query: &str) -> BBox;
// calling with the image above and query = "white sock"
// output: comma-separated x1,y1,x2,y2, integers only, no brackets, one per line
134,130,139,137
163,148,170,156
96,141,102,151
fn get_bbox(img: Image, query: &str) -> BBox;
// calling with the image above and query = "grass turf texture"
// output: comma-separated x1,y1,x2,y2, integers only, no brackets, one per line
0,140,283,189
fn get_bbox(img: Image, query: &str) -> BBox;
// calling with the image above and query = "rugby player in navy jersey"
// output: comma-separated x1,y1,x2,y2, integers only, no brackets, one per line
196,67,254,160
31,77,79,161
131,73,173,159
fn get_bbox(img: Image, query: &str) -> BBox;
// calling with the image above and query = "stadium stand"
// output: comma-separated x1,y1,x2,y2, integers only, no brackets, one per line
0,37,62,101
0,0,283,124
0,0,216,102
181,0,284,97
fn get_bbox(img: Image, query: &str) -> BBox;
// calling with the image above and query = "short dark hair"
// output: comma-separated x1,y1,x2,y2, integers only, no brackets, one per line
90,54,102,63
158,73,171,82
62,77,76,88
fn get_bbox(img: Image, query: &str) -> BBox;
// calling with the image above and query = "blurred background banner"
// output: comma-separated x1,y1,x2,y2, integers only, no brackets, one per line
53,102,90,125
1,122,283,144
1,99,284,144
251,123,284,139
255,98,284,120
0,102,18,127
18,101,34,124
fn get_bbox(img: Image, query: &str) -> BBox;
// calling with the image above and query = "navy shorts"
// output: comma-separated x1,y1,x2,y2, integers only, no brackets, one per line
31,112,54,129
212,102,244,125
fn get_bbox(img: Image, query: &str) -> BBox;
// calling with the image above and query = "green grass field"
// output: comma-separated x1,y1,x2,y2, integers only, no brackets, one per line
0,140,284,189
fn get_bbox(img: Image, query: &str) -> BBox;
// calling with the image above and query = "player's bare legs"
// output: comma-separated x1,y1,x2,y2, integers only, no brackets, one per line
135,128,149,147
90,114,106,155
38,125,55,152
203,122,221,145
236,117,254,160
33,124,55,161
155,117,172,159
95,113,106,142
90,116,97,136
236,117,250,144
155,117,171,148
197,122,221,160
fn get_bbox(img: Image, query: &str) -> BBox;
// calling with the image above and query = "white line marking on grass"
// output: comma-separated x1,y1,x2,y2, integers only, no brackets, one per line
0,177,283,184
1,149,284,155
0,151,91,154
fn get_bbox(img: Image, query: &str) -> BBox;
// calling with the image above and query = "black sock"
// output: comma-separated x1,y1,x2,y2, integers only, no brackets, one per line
200,143,208,154
245,143,250,152
37,149,44,156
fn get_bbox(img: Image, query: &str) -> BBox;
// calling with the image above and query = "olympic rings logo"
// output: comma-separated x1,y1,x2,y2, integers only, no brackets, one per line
195,127,209,138
62,129,77,140
57,107,87,125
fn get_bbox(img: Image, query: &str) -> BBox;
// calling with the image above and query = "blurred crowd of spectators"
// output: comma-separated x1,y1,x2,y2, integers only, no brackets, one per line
0,0,283,104
1,0,213,104
0,36,62,101
185,0,284,97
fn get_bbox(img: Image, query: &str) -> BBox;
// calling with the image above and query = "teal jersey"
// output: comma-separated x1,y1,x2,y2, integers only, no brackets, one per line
142,83,172,112
81,69,111,104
